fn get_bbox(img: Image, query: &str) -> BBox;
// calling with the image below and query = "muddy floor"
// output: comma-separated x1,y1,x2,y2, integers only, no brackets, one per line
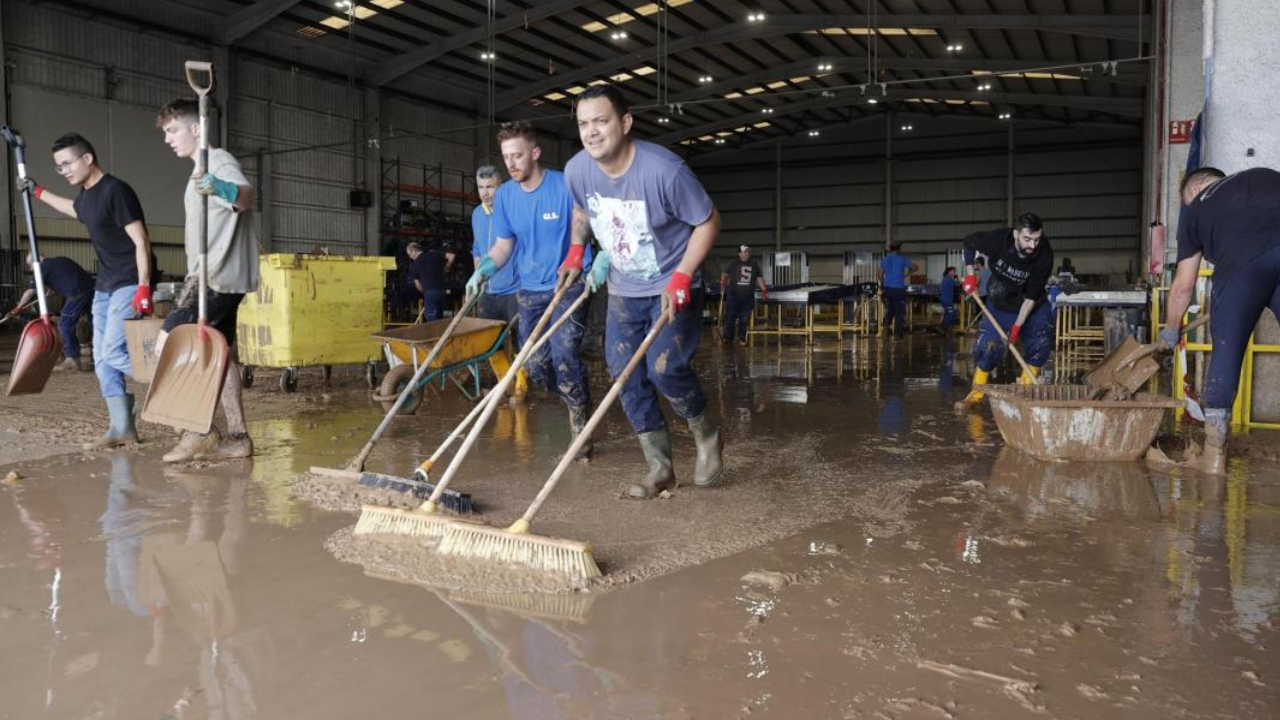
1,328,1278,719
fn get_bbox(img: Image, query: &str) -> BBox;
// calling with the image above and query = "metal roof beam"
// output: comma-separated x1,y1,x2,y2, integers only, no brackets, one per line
371,0,588,87
221,0,305,45
498,14,1147,110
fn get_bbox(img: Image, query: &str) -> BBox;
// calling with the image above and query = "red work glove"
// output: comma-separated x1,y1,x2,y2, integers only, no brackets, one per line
962,274,978,296
1008,323,1022,345
761,287,769,300
132,285,153,316
558,243,585,285
663,271,693,317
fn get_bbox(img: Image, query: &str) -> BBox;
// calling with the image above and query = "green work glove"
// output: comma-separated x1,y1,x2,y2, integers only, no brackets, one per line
466,256,498,298
586,251,610,294
196,173,239,204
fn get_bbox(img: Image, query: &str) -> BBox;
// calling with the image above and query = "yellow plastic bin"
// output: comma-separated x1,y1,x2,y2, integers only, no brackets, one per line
236,253,396,392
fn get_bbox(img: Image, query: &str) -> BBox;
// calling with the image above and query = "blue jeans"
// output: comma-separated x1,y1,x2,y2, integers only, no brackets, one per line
606,291,707,434
60,291,92,360
882,287,906,337
92,285,139,398
1204,244,1280,410
517,283,590,410
723,293,754,341
422,289,445,322
974,299,1054,371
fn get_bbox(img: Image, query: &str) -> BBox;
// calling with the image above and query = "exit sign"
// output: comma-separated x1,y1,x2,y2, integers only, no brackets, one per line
1169,120,1194,144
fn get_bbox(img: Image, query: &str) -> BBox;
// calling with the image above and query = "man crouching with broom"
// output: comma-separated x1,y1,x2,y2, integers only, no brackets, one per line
154,98,260,462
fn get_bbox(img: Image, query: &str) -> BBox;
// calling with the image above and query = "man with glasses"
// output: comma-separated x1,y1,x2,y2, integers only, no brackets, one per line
957,212,1055,405
28,133,154,450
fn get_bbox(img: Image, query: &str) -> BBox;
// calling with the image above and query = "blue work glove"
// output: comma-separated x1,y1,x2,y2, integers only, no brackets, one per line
586,251,610,294
466,256,498,298
1156,326,1181,352
196,173,239,204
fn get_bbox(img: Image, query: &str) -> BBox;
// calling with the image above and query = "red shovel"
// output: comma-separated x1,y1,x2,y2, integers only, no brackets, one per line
3,125,61,396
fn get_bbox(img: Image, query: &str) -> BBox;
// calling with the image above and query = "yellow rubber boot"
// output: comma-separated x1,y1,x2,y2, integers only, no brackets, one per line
1017,365,1042,385
960,368,990,405
511,368,529,403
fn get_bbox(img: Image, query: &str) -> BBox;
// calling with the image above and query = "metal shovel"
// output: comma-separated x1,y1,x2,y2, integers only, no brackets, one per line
141,61,230,433
3,125,61,396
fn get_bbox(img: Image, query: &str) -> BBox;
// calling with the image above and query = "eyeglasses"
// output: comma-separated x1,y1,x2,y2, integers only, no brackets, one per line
55,155,86,173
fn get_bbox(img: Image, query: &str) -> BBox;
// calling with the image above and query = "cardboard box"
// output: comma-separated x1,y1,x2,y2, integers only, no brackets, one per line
124,318,165,383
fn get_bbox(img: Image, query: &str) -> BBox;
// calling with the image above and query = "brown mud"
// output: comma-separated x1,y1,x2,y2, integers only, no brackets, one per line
1,332,1277,719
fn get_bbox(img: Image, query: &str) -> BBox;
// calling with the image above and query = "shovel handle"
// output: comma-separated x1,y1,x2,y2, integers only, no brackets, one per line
969,292,1039,383
519,312,670,526
1179,314,1211,336
185,62,214,96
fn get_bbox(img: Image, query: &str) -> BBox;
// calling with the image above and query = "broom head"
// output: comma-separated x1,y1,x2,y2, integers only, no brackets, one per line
353,503,478,538
436,520,601,581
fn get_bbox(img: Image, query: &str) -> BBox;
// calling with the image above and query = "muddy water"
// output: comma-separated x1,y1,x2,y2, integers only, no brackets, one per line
1,334,1277,719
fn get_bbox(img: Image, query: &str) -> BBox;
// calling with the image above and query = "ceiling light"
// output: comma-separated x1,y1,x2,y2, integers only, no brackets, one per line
808,130,820,137
698,75,713,84
714,138,727,144
867,97,878,104
657,116,671,124
946,43,963,52
998,112,1013,120
334,0,353,9
480,51,495,61
747,12,766,23
817,63,833,72
977,82,992,91
761,108,774,114
900,125,914,131
610,31,628,40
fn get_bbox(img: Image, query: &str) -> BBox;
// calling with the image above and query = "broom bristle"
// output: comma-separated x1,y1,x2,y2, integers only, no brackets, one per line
449,589,594,623
353,505,460,538
437,523,601,581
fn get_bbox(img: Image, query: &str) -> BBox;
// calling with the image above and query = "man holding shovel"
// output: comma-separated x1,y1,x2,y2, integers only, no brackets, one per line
1160,166,1280,474
8,253,95,371
28,133,154,449
154,98,259,462
957,212,1055,405
564,84,724,499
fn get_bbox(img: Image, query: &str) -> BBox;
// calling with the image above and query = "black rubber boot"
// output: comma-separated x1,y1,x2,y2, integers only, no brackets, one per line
629,428,676,499
568,404,592,462
687,411,724,487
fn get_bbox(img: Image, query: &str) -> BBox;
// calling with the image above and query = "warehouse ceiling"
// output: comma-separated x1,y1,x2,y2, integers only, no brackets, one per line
50,0,1151,154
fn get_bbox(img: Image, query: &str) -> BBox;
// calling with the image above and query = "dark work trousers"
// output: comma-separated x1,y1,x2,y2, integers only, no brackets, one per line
606,290,707,434
723,292,754,342
973,299,1054,371
59,291,92,360
517,283,590,411
882,287,907,338
1203,244,1280,410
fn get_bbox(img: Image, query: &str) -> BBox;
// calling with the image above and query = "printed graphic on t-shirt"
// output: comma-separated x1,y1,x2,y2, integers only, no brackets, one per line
735,265,756,287
586,192,660,281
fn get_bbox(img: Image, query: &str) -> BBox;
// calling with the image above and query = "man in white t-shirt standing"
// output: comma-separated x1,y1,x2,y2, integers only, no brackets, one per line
155,98,260,462
563,84,724,499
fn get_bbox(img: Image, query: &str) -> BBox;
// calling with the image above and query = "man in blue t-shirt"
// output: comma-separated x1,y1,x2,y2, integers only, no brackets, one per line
878,242,916,339
8,254,95,371
470,165,519,322
1160,166,1280,474
467,121,594,456
30,133,154,450
562,84,724,499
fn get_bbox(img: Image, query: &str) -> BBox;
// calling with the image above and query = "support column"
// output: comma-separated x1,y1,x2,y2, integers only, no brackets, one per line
1204,0,1280,170
363,86,383,256
0,0,13,296
1006,121,1015,225
1163,0,1205,263
884,111,893,249
212,46,232,149
774,139,784,251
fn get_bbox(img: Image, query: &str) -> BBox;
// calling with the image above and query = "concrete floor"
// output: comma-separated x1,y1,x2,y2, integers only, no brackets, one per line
1,329,1278,719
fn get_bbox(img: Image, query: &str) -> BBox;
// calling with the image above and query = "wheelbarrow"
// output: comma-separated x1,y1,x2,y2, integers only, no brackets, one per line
370,316,518,414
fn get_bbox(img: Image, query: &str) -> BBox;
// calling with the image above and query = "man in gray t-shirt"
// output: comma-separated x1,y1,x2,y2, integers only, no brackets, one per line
562,84,724,499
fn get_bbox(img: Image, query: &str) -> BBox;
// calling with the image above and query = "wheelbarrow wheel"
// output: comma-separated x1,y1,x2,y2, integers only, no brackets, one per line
365,360,378,389
378,363,424,415
241,365,254,389
280,367,299,393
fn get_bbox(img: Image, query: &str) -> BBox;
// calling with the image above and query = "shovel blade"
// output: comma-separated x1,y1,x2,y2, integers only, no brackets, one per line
6,317,61,396
1084,337,1160,397
141,324,229,433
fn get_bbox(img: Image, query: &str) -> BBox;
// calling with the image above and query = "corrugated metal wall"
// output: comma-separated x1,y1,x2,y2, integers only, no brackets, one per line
693,116,1143,284
4,2,483,273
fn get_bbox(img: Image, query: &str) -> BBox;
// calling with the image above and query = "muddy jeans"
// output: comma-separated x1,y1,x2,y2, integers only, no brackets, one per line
517,283,590,410
92,284,140,398
607,291,707,434
973,299,1054,371
1203,243,1280,410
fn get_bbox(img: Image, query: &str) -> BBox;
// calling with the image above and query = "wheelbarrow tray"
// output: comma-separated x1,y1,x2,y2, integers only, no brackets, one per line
986,384,1182,462
372,317,506,368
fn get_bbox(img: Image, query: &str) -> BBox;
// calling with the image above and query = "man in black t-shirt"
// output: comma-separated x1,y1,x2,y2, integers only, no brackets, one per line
956,212,1055,405
8,254,95,371
406,241,449,321
718,245,768,346
29,133,154,450
1159,166,1280,474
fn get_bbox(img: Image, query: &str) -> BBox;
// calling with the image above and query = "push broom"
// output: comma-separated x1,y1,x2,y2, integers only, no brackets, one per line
435,312,672,582
354,276,591,538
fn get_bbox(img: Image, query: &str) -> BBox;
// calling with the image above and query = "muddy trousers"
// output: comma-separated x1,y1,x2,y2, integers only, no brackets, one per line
92,285,140,398
723,293,754,341
60,291,92,360
973,299,1054,372
939,303,957,331
882,287,907,337
606,291,708,434
517,284,590,411
421,289,445,322
1203,244,1280,410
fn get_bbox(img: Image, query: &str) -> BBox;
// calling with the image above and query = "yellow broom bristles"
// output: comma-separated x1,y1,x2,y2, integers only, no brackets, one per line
437,523,601,581
353,505,460,538
448,590,595,623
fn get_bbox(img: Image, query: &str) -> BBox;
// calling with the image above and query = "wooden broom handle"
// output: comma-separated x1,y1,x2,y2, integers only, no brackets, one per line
969,292,1040,383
